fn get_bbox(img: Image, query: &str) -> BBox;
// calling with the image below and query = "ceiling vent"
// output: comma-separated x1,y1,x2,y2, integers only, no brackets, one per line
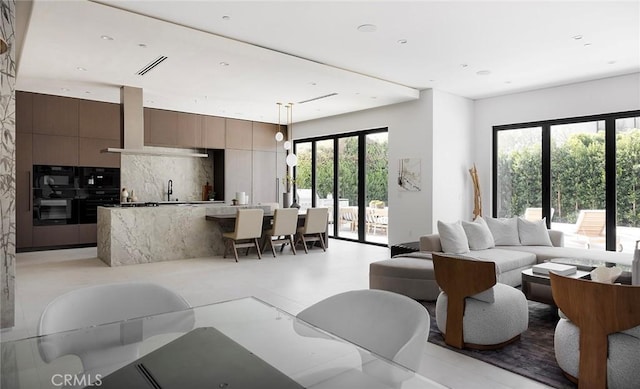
297,93,338,104
136,56,168,76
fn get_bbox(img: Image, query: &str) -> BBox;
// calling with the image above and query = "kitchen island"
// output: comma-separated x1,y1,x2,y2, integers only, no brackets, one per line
97,203,270,266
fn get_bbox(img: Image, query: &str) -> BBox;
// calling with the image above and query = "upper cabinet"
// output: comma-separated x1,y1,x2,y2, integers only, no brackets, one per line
252,122,279,152
16,91,33,133
176,112,202,148
79,100,121,141
225,118,252,150
202,115,225,149
144,108,178,147
32,94,79,136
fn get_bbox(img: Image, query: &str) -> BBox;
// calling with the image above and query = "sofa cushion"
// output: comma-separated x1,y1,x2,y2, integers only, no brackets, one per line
485,217,521,246
518,217,552,246
462,217,495,250
497,245,633,266
437,220,470,254
462,249,537,274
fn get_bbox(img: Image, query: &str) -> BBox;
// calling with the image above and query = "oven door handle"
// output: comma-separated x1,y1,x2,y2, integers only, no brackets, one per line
28,171,31,212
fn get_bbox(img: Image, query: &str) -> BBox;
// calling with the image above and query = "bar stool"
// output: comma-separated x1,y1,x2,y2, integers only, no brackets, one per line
263,208,299,257
296,207,328,254
223,208,264,262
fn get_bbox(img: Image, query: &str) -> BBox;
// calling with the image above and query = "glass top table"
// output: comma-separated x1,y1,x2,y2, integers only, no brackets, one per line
1,297,445,389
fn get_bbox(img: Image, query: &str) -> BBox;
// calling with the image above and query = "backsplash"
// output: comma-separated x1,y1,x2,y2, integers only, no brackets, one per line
121,147,213,202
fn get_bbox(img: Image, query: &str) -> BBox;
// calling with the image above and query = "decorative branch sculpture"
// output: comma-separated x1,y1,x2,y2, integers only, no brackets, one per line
469,164,483,220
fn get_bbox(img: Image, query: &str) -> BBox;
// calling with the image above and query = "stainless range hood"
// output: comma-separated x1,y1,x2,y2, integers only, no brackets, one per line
106,86,208,158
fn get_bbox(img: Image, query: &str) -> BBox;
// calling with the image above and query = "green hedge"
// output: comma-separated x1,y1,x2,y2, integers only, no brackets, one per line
498,130,640,226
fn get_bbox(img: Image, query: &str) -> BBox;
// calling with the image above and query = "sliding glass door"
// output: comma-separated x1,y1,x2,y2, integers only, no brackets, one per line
493,110,640,253
294,128,388,245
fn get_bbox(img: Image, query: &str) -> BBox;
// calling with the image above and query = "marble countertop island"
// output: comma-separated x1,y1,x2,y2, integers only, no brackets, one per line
97,203,270,266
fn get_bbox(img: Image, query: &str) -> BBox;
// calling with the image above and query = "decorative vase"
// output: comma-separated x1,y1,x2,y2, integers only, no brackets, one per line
283,192,293,208
121,188,128,203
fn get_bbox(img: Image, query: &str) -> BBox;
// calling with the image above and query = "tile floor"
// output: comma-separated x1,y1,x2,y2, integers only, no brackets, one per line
3,240,550,388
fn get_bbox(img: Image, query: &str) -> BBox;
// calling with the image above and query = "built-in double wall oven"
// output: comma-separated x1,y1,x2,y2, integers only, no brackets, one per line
33,165,120,225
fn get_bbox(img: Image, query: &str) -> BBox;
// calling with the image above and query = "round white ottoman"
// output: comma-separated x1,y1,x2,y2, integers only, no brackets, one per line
369,257,440,301
435,283,528,347
554,318,640,388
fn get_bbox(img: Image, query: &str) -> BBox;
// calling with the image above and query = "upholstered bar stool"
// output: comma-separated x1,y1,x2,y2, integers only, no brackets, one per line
222,208,264,262
296,207,328,254
432,253,528,349
263,208,299,257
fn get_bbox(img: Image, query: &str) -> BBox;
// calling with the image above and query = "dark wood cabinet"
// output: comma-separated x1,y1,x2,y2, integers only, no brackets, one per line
32,134,79,166
78,138,121,167
32,225,79,247
16,91,33,133
176,112,202,148
32,94,79,136
78,224,97,244
202,115,225,149
144,108,178,147
16,132,33,248
225,118,253,150
79,100,121,140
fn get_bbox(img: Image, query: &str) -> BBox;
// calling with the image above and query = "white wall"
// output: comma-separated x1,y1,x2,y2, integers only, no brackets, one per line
294,89,475,245
293,90,434,244
475,73,640,214
432,90,476,229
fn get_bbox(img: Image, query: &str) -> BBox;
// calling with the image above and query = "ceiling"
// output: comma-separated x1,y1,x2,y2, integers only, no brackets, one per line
17,1,639,124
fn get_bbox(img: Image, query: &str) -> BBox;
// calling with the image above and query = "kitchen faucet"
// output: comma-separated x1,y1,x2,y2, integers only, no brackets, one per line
167,179,173,201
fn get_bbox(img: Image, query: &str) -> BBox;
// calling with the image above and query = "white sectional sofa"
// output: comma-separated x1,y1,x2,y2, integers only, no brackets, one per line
419,217,632,288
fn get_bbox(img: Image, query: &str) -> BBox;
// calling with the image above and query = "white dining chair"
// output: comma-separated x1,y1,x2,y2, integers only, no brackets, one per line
263,208,299,256
295,207,328,253
222,208,265,262
296,289,430,371
38,282,194,377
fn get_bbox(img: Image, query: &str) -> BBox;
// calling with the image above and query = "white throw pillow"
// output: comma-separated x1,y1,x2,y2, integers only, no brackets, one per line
518,217,552,246
484,217,521,246
437,220,470,254
461,217,495,250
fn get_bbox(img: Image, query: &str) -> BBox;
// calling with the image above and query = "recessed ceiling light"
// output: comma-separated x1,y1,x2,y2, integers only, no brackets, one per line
371,96,377,99
219,62,229,66
572,35,583,40
476,70,491,76
357,24,377,33
461,64,468,68
77,67,87,71
222,15,231,21
85,91,91,94
100,35,113,41
61,88,70,92
397,39,407,44
608,60,617,65
584,43,592,47
505,81,512,84
138,43,147,48
309,82,317,86
429,79,435,82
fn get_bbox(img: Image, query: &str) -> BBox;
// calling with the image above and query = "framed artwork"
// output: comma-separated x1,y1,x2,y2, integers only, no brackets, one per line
398,158,421,191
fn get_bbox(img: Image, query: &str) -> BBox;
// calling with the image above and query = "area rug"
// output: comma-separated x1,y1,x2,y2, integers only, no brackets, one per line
422,300,576,389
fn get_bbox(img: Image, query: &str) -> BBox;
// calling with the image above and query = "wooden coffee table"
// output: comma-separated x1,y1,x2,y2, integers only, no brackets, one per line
521,268,590,305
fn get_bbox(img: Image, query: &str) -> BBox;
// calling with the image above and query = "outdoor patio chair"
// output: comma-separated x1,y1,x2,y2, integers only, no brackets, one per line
572,209,622,251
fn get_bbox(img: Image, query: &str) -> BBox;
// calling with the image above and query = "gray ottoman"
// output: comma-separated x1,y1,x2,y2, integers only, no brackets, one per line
369,255,440,301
